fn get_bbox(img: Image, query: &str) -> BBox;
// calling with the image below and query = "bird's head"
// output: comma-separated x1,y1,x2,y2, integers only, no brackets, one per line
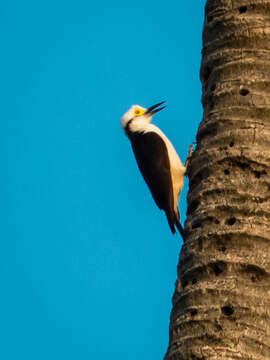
120,102,166,131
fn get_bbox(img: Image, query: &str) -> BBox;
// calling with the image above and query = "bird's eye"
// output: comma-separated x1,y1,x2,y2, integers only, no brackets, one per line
134,108,144,116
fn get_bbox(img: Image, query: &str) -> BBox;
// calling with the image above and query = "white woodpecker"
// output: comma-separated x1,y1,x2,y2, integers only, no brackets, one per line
121,102,186,240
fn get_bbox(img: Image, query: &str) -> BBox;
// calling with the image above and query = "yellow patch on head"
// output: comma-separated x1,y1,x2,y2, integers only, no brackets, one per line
133,108,145,117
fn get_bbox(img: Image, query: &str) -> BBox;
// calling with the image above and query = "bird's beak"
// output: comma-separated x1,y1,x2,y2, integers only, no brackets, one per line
145,101,166,116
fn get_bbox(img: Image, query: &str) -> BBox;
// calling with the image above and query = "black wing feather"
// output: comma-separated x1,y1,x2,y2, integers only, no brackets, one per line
129,131,174,215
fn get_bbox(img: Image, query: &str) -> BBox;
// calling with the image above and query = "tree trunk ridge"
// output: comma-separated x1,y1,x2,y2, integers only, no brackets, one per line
165,1,270,359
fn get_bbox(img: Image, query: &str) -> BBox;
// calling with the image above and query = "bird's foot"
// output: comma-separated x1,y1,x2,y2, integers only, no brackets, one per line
185,142,196,169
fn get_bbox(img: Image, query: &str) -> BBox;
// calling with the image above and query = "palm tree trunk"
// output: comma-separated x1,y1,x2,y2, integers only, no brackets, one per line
165,1,270,359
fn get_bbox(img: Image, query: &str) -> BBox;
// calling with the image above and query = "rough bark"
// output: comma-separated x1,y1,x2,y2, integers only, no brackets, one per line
165,1,270,359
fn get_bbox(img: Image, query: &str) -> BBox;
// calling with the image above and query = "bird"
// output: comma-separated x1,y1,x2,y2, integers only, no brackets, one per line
121,101,186,240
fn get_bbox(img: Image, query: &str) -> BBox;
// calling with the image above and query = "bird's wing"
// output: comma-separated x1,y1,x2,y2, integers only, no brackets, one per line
129,131,174,213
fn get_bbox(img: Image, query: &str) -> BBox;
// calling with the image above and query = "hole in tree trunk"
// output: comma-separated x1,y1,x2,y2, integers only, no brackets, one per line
190,309,198,317
227,217,236,226
224,169,230,175
240,88,249,96
221,305,234,316
239,6,247,13
209,261,226,276
253,170,266,178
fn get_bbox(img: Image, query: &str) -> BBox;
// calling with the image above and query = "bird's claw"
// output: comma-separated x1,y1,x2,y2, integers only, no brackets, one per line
185,142,196,170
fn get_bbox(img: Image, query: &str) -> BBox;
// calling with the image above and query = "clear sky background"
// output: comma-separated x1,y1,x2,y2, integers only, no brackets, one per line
1,1,205,359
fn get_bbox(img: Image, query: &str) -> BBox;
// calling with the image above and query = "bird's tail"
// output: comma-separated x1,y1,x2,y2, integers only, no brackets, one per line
166,211,177,235
175,216,186,242
165,208,186,242
175,208,186,241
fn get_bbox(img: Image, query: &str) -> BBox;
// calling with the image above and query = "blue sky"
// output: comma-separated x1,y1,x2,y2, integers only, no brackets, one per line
1,1,205,359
